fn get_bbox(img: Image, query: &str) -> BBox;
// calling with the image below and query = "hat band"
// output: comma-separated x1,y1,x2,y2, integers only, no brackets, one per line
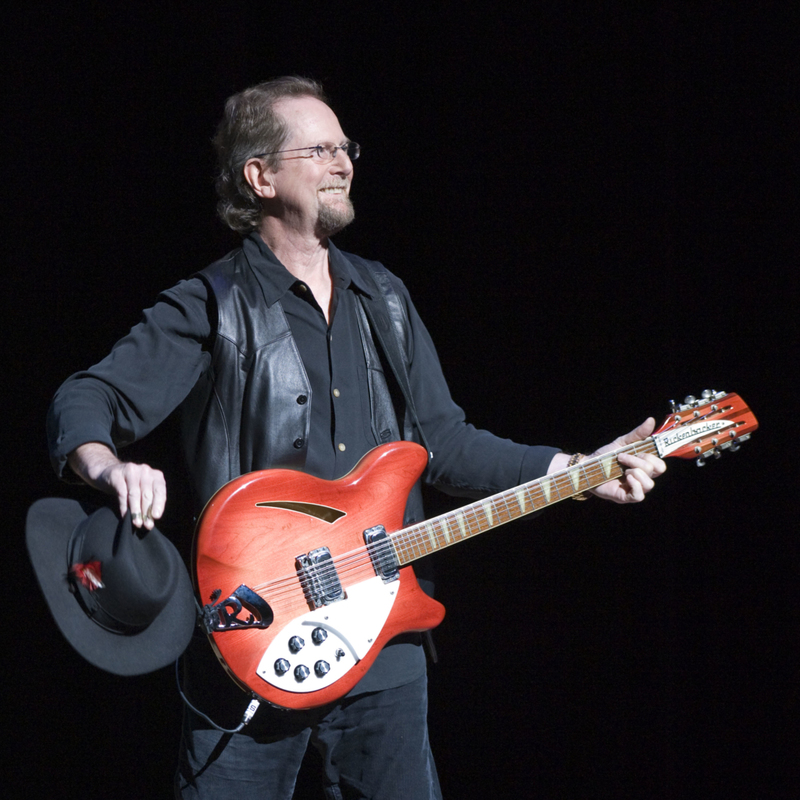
67,574,150,636
67,518,152,636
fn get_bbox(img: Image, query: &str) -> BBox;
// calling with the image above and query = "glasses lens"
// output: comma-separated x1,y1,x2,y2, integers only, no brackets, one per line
308,143,360,162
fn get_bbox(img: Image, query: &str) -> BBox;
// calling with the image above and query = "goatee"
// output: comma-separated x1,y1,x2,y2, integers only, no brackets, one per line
316,197,355,237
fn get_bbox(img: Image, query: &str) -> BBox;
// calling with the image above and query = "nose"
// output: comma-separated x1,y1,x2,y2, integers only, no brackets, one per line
330,150,352,176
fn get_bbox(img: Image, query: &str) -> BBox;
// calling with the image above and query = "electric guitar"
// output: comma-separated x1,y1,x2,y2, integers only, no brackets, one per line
193,390,758,710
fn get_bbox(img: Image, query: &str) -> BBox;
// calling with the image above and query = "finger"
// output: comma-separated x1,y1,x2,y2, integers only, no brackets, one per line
616,417,657,447
128,485,145,528
120,463,147,528
149,473,167,524
618,470,646,502
103,468,131,522
627,467,655,495
618,451,667,478
140,470,167,529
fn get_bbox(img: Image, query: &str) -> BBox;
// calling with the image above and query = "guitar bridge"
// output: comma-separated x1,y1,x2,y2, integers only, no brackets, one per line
296,547,344,608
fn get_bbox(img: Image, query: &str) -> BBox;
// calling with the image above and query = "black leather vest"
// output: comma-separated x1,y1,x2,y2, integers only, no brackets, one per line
179,245,424,524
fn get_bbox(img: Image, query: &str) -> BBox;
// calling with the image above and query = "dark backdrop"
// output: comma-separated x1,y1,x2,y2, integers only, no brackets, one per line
5,5,796,798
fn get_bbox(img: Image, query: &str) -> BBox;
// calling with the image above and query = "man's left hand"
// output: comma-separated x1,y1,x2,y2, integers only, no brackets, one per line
589,418,667,504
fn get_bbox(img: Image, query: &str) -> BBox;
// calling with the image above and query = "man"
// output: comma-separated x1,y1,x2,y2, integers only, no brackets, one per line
47,77,665,798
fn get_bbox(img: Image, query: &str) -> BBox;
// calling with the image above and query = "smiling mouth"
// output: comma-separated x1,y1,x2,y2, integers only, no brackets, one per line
319,186,348,195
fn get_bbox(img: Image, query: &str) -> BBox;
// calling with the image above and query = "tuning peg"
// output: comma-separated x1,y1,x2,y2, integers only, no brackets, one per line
702,389,713,399
684,395,696,405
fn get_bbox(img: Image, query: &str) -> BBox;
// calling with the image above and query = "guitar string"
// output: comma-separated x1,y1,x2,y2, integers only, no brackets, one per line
253,439,653,601
249,407,747,608
214,403,750,613
243,439,657,605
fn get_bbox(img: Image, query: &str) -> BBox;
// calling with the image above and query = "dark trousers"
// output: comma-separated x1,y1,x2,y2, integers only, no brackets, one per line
176,673,442,799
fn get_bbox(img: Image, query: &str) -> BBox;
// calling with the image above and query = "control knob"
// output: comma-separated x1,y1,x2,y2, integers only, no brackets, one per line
315,660,331,678
312,627,328,645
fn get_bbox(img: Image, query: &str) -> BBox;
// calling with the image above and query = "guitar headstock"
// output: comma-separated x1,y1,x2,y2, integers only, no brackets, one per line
652,390,758,465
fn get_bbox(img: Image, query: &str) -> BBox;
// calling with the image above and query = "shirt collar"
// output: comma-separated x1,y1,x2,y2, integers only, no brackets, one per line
242,233,373,306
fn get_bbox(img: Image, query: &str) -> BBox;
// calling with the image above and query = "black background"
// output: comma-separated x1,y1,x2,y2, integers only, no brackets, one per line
5,5,796,798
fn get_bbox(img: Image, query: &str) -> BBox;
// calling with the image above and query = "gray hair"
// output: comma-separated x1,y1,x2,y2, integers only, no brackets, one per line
213,77,328,234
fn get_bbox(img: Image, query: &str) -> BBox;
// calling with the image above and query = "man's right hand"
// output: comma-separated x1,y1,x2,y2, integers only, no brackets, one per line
68,442,167,529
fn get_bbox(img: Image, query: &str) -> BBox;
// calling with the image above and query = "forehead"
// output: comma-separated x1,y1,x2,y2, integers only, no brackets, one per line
274,96,346,145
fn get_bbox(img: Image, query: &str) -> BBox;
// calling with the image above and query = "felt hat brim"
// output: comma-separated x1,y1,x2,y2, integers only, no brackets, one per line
26,498,197,676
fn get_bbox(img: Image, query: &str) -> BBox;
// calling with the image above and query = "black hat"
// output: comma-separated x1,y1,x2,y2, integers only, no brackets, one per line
26,498,197,676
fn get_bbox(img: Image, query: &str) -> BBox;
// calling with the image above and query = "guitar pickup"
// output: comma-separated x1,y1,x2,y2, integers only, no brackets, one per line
296,547,344,608
364,525,399,582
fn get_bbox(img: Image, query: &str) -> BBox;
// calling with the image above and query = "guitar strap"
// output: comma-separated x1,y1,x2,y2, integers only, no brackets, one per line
355,264,433,463
353,258,439,663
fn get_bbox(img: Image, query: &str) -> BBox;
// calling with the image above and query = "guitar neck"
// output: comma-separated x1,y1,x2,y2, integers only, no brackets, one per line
390,438,658,566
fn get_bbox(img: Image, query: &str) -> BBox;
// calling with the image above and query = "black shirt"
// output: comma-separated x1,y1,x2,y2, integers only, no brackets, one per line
47,233,559,698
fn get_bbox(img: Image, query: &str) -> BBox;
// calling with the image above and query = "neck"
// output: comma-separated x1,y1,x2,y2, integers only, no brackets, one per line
256,224,334,324
257,221,330,282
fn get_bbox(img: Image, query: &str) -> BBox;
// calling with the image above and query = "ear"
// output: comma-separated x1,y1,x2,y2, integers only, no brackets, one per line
243,158,276,200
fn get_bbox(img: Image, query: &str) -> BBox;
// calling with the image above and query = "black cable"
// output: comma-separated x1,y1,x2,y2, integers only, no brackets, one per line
174,657,260,733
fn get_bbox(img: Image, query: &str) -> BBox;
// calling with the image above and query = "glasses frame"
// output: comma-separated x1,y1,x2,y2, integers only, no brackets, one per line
252,142,360,164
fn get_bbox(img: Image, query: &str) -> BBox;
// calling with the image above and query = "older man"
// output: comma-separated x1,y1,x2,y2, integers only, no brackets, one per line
48,77,665,799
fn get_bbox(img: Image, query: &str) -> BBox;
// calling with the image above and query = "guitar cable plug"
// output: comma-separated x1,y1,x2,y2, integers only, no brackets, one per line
241,697,261,726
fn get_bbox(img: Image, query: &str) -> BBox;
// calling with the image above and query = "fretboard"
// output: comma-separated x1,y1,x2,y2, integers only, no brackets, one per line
390,438,658,565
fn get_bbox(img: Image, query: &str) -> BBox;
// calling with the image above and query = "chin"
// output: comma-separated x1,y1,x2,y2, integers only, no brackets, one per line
317,199,355,237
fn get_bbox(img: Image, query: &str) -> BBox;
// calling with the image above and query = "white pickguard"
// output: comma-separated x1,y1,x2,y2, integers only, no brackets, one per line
256,575,400,693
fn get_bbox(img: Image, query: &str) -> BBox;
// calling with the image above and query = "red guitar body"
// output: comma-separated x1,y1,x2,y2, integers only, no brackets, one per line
193,441,444,711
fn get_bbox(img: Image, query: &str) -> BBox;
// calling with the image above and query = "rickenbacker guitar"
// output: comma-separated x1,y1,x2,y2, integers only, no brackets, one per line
193,390,758,710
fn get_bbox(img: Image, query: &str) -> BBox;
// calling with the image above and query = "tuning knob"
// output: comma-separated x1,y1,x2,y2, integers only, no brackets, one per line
274,658,290,676
684,395,696,405
294,664,310,681
312,627,328,645
288,636,305,653
314,660,331,678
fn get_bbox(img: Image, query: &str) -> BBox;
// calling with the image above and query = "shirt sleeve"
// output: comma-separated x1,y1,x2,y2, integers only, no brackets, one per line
394,277,561,497
47,278,213,480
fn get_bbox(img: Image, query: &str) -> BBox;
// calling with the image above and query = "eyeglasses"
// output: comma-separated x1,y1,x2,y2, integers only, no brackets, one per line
253,142,361,164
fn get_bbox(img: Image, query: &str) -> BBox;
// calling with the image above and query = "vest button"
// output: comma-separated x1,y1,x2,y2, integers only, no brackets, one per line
293,438,305,449
296,394,308,405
